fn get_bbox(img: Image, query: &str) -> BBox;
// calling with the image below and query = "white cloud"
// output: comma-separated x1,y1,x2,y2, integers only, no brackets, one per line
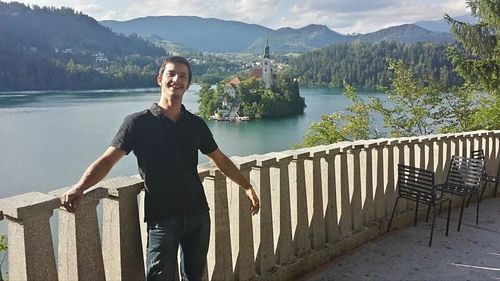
5,0,471,33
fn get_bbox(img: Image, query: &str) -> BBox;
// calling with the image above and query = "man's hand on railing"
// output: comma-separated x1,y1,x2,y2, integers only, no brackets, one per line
245,186,260,215
60,186,84,212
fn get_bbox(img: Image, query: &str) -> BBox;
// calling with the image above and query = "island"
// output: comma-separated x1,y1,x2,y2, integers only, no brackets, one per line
197,40,306,120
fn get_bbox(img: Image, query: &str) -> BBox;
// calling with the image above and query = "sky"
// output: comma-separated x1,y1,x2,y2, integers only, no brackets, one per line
5,0,470,34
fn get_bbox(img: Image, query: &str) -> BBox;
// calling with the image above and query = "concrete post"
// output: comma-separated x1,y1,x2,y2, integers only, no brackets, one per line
435,135,447,184
329,143,353,238
394,138,410,211
288,150,312,257
304,149,327,249
347,143,364,233
55,187,108,281
102,177,145,281
226,156,257,281
323,146,340,244
0,192,60,281
372,140,389,221
250,157,277,274
204,170,233,280
384,139,399,216
361,141,379,226
268,152,295,265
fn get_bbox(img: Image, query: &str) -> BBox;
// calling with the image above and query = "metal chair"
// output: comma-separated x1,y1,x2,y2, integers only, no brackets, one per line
471,149,499,200
387,164,448,247
436,155,485,234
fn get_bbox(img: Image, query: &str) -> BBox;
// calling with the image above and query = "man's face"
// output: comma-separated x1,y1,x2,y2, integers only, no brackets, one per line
157,62,190,101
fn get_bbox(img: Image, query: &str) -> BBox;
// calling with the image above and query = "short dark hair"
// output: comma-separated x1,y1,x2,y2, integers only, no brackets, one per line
158,56,192,85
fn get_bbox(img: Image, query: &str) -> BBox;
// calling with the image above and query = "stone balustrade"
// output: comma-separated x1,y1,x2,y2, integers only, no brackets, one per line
0,130,499,280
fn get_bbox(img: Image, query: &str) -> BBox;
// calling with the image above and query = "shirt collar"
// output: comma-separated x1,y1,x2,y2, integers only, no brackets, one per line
149,103,187,120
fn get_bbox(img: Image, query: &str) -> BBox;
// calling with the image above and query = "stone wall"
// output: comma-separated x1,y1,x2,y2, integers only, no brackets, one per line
0,130,499,280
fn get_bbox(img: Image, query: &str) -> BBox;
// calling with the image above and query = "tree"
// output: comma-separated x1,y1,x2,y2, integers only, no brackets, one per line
445,0,499,129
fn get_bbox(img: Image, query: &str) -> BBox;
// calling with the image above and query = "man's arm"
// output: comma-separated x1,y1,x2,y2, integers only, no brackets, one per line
60,146,126,212
207,149,260,215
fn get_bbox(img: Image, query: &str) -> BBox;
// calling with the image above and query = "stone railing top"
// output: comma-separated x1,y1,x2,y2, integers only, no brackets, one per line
0,192,60,220
49,186,108,206
230,156,258,170
99,177,144,197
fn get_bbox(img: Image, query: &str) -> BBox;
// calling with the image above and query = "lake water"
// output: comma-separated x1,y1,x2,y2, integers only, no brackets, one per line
0,85,384,199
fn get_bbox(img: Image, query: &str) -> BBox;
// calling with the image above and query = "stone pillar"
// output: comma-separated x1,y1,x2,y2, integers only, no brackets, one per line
304,149,327,249
226,156,257,281
394,138,410,211
359,141,378,226
250,157,276,275
55,187,108,281
288,150,312,257
1,192,60,281
384,140,399,216
347,143,364,233
323,147,340,244
268,153,295,265
204,170,233,280
435,135,447,184
333,143,353,238
372,140,388,221
102,177,145,281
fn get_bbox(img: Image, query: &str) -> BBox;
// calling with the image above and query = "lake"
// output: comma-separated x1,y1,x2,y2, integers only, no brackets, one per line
0,85,385,199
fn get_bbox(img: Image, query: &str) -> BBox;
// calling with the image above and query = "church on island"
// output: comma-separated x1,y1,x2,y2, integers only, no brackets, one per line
210,40,275,121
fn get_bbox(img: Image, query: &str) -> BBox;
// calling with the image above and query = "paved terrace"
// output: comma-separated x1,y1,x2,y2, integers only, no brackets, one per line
303,196,500,280
0,130,499,280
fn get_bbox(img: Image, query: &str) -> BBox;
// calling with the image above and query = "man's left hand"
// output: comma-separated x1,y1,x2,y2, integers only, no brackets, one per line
245,187,260,215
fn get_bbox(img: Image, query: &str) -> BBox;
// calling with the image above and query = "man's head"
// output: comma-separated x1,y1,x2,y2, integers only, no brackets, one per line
158,56,192,85
157,56,192,101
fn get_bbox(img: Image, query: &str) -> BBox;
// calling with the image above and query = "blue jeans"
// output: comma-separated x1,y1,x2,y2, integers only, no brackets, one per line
146,210,210,281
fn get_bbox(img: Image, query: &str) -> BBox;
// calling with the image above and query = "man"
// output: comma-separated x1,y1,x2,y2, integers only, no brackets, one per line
61,56,260,281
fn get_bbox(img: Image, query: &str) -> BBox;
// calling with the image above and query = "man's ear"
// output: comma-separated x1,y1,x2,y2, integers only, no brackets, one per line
156,75,162,87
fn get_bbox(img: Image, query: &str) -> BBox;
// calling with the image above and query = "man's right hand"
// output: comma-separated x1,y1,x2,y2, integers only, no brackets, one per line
60,186,84,212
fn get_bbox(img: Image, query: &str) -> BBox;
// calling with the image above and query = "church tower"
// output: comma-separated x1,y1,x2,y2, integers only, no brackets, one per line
262,39,273,88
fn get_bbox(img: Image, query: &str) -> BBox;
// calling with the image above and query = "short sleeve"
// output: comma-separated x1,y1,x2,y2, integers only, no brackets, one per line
199,120,218,155
110,115,136,154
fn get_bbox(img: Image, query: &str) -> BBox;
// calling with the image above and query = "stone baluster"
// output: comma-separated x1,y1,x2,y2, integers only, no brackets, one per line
384,139,400,216
267,152,295,265
0,192,60,281
360,140,380,226
53,187,108,281
347,143,364,233
204,169,233,280
303,148,327,249
250,156,277,275
371,139,389,221
326,142,354,238
102,177,145,281
435,134,447,184
457,132,466,157
226,156,257,280
322,146,340,244
393,138,410,212
288,150,312,257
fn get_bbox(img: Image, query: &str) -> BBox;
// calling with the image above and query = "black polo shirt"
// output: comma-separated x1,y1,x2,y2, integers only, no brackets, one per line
111,103,218,222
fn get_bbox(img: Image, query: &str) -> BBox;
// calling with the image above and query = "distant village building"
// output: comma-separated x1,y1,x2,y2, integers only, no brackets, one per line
250,39,274,88
224,76,241,98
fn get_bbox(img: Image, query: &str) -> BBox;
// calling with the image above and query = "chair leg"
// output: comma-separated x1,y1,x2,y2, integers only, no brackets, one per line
476,192,480,225
414,200,419,226
429,205,437,247
425,203,431,222
458,196,466,232
446,200,452,236
387,197,400,232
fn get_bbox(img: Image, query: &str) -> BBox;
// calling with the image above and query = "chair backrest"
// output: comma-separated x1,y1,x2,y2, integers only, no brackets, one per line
445,155,484,192
471,149,485,160
397,164,435,202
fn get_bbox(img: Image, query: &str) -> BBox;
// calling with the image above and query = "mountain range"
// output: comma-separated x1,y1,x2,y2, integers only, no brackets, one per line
101,15,460,53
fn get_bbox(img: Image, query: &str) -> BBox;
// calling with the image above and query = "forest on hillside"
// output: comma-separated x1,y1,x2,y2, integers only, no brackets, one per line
290,41,463,89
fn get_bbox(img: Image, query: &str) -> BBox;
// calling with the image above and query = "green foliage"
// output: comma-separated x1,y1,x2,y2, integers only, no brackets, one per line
290,41,462,89
296,59,479,147
0,2,164,90
445,0,499,129
197,84,221,118
0,234,7,281
295,83,380,148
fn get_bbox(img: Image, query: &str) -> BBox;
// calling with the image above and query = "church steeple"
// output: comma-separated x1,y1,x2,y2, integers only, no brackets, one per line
263,38,270,59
